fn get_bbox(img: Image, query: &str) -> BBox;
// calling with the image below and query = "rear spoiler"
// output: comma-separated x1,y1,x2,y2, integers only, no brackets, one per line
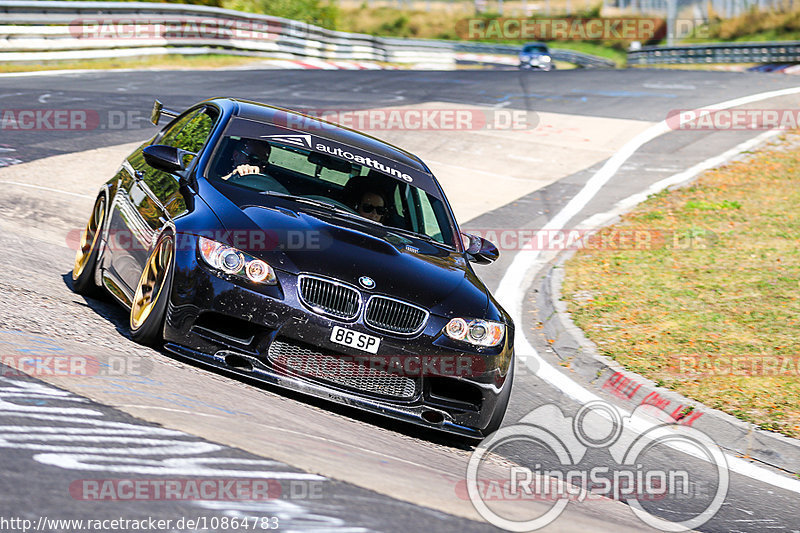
150,100,180,126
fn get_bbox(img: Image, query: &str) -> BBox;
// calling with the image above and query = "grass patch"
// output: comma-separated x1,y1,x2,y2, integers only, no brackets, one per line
0,54,265,74
337,6,459,39
561,134,800,439
684,199,742,210
629,63,758,71
683,7,800,42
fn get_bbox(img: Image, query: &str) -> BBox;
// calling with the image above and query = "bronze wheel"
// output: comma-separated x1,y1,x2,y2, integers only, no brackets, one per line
130,234,174,342
71,195,106,295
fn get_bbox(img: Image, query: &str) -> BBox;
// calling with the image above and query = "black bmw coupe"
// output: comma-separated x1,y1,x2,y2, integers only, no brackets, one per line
72,98,514,439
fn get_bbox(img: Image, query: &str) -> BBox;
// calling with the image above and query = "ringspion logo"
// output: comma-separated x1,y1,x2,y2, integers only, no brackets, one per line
463,401,728,531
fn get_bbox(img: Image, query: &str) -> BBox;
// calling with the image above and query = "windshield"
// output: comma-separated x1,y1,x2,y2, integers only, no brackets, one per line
523,44,549,54
207,134,456,247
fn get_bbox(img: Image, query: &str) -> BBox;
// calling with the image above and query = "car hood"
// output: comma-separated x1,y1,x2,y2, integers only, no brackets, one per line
202,186,489,315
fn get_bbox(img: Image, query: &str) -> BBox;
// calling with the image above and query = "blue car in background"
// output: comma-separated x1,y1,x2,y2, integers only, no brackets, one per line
518,42,554,71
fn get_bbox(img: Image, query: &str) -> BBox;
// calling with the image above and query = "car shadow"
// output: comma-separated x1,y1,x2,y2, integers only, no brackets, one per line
61,272,132,340
61,271,477,450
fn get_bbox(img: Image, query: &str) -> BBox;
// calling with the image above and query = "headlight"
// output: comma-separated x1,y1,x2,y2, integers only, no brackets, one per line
541,56,552,62
444,318,505,347
198,236,277,285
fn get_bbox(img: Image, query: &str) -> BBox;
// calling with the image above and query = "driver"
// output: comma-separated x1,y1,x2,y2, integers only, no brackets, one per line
221,138,271,180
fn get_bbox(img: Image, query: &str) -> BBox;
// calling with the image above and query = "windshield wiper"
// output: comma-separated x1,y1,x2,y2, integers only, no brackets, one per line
387,226,451,248
261,191,351,214
262,192,451,247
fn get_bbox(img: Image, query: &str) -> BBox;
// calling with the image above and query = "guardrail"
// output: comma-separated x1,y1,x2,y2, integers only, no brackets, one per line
628,41,800,65
0,0,614,68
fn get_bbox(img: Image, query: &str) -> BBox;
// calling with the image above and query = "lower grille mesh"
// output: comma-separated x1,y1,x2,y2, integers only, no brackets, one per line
268,338,416,399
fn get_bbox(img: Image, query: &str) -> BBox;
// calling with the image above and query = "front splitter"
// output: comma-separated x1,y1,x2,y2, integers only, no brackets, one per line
163,342,483,439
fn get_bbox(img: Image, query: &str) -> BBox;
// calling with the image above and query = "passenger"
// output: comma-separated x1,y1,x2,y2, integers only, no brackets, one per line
356,190,389,223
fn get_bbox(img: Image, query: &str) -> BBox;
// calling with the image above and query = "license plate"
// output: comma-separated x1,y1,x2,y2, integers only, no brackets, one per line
330,326,380,354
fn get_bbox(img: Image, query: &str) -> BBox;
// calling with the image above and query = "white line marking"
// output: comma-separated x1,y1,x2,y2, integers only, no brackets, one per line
114,404,243,419
0,180,93,199
120,404,467,479
576,130,779,231
0,158,23,168
496,86,800,493
211,420,464,478
0,69,103,78
0,378,326,480
0,425,185,436
643,83,696,90
35,454,325,479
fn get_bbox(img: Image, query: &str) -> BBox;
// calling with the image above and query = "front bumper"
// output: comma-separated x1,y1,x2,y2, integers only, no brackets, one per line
162,236,514,438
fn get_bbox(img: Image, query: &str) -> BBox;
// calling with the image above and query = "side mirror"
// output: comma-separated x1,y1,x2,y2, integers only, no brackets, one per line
143,144,185,173
462,232,499,264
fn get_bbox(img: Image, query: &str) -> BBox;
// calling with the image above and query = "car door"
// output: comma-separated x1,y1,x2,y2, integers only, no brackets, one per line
104,106,217,301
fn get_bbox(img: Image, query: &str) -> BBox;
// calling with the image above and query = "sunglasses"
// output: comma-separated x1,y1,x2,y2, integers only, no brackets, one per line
236,147,268,164
359,203,387,216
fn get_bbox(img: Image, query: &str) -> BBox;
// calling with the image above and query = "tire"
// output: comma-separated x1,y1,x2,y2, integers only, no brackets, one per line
71,194,107,296
129,232,175,346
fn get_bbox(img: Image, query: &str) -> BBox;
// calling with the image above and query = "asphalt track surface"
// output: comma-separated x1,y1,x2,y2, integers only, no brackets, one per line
0,68,799,532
